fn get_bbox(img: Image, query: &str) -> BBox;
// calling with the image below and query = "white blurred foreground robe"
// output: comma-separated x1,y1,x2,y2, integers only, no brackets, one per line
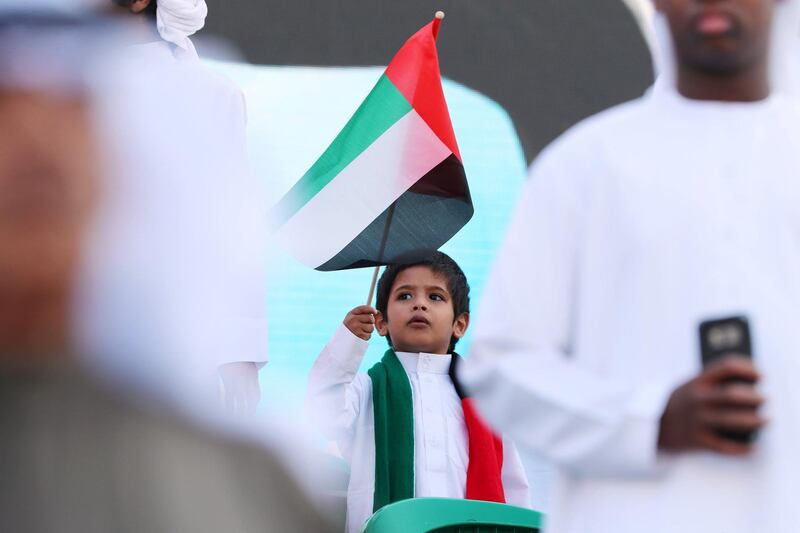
307,325,531,533
134,39,270,370
78,38,268,409
460,87,800,533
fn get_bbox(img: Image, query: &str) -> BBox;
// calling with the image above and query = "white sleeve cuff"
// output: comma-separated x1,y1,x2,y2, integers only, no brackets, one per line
622,377,676,469
572,378,675,476
214,316,269,366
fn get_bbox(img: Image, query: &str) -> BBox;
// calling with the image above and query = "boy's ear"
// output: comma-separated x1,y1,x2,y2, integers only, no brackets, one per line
452,312,469,340
375,311,389,337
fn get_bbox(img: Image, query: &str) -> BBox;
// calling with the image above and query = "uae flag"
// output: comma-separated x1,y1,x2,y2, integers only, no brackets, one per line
271,14,473,271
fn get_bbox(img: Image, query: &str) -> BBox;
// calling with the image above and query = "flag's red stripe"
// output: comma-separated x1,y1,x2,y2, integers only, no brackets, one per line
385,19,462,161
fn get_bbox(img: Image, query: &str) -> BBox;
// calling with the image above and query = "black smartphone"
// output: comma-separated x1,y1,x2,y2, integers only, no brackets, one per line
698,315,757,444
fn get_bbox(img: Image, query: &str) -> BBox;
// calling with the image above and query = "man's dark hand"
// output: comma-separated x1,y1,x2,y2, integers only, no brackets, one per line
658,356,766,455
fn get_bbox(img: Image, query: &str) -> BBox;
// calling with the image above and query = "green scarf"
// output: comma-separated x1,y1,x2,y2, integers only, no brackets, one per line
368,349,414,512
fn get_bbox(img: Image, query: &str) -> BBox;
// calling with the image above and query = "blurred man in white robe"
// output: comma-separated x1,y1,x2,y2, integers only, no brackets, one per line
0,6,331,532
79,0,269,413
461,1,800,532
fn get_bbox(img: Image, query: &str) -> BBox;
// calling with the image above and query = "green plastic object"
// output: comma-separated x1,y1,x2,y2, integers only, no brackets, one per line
361,498,543,533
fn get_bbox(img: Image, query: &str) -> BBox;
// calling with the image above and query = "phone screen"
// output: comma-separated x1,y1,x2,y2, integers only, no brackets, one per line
699,316,752,367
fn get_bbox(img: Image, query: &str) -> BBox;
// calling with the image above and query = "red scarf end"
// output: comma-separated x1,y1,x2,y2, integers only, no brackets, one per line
462,398,506,503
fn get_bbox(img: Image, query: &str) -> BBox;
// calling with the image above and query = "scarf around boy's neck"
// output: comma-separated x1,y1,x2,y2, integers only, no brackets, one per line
367,349,505,513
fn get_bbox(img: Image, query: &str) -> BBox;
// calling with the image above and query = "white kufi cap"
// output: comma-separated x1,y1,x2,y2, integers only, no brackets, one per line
156,0,208,60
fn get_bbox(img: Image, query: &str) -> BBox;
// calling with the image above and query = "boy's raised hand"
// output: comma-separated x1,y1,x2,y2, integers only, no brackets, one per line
344,305,376,341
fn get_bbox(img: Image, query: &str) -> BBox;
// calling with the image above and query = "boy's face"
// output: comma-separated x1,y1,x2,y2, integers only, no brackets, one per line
375,266,468,355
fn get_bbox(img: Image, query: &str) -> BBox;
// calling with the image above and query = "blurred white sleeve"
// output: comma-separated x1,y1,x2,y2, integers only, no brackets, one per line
306,324,370,443
214,77,270,367
501,436,532,509
460,146,672,477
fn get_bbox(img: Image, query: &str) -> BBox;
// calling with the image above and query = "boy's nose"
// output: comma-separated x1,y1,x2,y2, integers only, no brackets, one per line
413,303,428,311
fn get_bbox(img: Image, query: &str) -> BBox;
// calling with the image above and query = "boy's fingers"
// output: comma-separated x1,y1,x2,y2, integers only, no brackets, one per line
350,305,377,316
344,306,376,335
345,315,375,328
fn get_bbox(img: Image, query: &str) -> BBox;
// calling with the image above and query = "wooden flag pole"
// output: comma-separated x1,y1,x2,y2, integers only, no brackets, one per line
433,10,445,40
366,266,381,306
366,11,444,307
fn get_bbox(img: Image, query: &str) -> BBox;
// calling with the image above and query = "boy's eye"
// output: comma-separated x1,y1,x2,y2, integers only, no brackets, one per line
397,293,412,301
429,293,444,302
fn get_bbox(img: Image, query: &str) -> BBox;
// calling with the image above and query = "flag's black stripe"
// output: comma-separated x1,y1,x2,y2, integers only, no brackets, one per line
316,154,472,272
408,152,471,200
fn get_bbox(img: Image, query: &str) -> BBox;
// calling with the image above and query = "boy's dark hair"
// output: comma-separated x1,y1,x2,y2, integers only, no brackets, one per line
112,0,157,17
375,251,470,353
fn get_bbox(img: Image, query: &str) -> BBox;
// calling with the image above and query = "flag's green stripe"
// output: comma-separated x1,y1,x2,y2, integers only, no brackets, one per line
273,74,412,226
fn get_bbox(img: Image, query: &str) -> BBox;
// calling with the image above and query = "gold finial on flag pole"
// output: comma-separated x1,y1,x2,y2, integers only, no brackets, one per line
433,10,445,39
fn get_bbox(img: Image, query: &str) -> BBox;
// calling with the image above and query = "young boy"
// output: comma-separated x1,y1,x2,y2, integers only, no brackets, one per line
307,252,530,533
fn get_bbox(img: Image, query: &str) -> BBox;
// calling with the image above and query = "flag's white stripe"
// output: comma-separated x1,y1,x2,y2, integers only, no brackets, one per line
274,110,451,268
